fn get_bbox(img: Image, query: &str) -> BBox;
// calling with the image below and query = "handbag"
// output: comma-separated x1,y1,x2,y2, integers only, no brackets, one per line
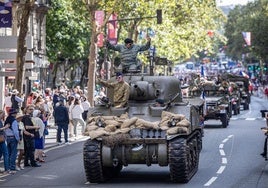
44,128,49,135
0,134,5,143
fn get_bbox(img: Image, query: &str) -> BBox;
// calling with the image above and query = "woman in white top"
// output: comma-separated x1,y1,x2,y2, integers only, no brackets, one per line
70,98,85,137
81,96,91,121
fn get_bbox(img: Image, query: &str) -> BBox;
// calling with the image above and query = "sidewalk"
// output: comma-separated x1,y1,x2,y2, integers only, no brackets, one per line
44,125,87,149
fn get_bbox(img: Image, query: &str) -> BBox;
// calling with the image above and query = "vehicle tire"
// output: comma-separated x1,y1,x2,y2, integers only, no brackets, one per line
83,139,105,183
221,114,228,128
169,137,198,183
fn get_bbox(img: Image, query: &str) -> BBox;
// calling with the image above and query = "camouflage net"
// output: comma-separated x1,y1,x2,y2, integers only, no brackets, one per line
84,111,191,142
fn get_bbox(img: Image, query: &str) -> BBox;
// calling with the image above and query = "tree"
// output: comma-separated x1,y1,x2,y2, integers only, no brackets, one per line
46,0,91,88
14,0,35,92
225,0,268,64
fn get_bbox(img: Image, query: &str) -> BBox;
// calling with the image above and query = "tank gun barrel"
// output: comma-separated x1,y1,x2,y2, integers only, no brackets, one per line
134,84,145,97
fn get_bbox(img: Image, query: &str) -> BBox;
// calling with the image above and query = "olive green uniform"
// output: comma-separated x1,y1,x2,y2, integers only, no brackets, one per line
99,79,130,108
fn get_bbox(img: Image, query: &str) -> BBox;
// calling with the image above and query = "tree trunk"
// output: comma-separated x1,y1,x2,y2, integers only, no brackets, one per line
87,9,98,107
15,0,35,93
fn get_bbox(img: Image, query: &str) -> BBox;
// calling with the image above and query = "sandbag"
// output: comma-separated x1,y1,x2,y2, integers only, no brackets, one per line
166,126,189,135
104,120,121,127
104,124,118,132
89,128,109,139
121,117,138,128
176,119,191,127
135,119,160,130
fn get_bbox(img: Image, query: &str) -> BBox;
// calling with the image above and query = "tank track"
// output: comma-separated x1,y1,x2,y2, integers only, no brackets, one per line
83,139,123,183
168,135,200,183
83,139,105,183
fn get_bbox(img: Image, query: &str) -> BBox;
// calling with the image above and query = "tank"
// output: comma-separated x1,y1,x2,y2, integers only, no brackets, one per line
83,73,204,183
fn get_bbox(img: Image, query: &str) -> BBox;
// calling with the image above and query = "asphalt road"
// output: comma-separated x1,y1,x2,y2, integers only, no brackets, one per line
0,95,268,188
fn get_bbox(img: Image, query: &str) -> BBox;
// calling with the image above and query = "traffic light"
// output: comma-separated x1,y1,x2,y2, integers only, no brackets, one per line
156,9,162,24
248,65,253,71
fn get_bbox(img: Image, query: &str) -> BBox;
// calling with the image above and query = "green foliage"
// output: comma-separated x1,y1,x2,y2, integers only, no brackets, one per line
225,0,268,62
46,0,91,63
46,0,226,65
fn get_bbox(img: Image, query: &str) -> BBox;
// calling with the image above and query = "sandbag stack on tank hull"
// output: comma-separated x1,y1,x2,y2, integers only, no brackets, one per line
84,111,191,140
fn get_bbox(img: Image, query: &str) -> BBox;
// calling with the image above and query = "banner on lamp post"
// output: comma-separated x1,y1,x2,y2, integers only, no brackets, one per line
107,13,118,45
95,10,105,47
0,0,12,28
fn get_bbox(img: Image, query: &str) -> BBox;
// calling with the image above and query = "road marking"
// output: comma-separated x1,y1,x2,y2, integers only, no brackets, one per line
204,135,233,186
204,177,217,186
245,118,256,121
222,157,227,164
219,149,225,156
216,166,226,174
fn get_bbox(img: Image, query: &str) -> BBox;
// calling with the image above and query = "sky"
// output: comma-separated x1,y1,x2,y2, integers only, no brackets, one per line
217,0,254,6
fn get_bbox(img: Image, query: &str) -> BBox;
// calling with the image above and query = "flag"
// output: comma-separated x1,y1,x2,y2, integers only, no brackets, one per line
239,71,249,78
242,32,251,46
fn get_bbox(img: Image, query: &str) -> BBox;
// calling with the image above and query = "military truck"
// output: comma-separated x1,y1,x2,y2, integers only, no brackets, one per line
222,73,250,110
201,84,232,128
83,73,204,183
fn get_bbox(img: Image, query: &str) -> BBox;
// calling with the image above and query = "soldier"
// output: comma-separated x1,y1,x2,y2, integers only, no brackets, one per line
98,72,130,108
105,36,151,73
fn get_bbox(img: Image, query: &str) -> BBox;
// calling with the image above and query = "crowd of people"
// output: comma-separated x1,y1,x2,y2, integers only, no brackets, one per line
0,83,91,175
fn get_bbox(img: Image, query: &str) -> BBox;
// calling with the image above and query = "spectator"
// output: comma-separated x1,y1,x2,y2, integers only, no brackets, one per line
81,96,91,122
31,110,45,162
22,105,41,167
54,100,69,144
67,96,75,138
70,98,85,138
0,110,9,175
10,90,24,113
3,92,12,115
4,108,20,174
16,113,25,170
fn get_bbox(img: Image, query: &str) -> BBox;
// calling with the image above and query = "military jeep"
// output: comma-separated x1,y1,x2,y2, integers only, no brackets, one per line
202,84,232,128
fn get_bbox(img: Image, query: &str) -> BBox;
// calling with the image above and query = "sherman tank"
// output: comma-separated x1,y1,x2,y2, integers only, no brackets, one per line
83,71,204,183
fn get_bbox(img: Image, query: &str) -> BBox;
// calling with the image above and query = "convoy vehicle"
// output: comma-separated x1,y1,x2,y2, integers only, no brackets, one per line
222,73,251,110
201,84,232,128
83,69,204,183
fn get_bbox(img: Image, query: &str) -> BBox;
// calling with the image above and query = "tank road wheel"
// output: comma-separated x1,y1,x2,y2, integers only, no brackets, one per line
169,137,199,183
221,114,228,128
83,139,104,183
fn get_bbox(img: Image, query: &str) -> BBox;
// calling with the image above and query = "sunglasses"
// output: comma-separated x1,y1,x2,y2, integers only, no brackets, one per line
116,76,122,79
